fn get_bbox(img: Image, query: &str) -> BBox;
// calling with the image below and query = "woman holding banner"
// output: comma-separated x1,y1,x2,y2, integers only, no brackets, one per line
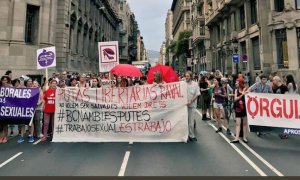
0,76,12,143
18,79,36,143
41,79,57,142
231,78,249,144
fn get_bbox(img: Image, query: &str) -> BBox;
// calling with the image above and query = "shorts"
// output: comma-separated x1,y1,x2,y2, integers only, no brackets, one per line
213,102,224,109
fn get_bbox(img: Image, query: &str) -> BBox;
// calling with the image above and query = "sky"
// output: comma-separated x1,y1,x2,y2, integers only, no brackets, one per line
126,0,173,52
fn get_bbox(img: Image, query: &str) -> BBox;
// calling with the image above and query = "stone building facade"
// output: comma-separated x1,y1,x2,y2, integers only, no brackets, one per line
206,0,300,85
0,0,57,80
191,0,210,73
56,0,120,73
0,0,127,79
118,0,131,64
171,0,193,73
165,10,174,66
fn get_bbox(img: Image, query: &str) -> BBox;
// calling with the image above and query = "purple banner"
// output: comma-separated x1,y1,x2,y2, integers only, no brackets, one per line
0,87,39,124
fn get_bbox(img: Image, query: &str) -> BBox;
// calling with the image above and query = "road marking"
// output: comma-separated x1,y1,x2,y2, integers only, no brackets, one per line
221,125,284,176
118,151,131,176
0,152,23,169
33,139,42,145
207,121,267,176
195,110,267,176
196,109,284,176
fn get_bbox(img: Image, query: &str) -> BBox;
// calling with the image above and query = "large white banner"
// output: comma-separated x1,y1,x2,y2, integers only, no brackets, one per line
37,46,56,69
98,41,119,72
53,82,188,142
246,93,300,135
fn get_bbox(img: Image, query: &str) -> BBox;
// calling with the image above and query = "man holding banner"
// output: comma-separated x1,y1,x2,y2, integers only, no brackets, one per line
185,71,201,142
248,74,273,137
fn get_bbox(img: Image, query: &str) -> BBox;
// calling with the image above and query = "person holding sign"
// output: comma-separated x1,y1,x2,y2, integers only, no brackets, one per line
185,71,201,142
41,79,57,142
17,79,36,143
0,76,12,143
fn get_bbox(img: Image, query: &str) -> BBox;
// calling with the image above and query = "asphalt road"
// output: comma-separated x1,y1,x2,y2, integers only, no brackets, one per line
0,109,299,176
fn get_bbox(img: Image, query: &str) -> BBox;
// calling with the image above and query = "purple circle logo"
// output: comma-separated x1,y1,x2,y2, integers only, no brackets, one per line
38,49,55,67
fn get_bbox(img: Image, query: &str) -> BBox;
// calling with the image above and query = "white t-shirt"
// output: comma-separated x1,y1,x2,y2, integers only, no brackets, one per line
186,81,201,108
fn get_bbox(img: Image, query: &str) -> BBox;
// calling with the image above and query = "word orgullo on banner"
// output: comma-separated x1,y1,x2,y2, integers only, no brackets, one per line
246,93,300,135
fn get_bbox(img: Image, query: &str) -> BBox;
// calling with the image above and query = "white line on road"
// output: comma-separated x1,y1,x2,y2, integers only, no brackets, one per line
207,121,267,176
221,125,284,176
0,152,23,169
33,139,42,145
118,151,131,176
195,110,267,176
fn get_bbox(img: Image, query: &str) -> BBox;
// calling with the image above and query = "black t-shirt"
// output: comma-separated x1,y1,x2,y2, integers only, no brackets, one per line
199,82,209,95
273,84,288,94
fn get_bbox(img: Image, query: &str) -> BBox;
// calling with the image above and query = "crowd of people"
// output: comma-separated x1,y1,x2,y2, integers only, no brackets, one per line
187,70,298,143
0,70,168,144
0,69,298,144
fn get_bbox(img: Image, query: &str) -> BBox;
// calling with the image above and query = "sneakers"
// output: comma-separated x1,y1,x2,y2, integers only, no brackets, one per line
41,136,47,142
216,128,222,133
28,135,34,143
227,129,231,135
17,136,25,143
188,136,197,142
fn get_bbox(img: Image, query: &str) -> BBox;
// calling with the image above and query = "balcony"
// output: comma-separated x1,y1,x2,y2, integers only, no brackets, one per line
193,27,206,43
206,0,240,26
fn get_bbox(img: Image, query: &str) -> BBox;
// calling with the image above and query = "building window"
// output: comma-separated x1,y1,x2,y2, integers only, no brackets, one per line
25,5,40,44
200,21,205,35
227,17,231,34
240,41,247,71
240,5,245,30
197,4,203,16
274,0,285,12
297,28,300,68
296,0,300,10
250,0,257,24
233,12,237,31
275,29,288,68
252,37,261,70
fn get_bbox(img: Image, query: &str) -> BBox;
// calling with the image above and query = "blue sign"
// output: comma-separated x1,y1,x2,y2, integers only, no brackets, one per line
233,53,239,64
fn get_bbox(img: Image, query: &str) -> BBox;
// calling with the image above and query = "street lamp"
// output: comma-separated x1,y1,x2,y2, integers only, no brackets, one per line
232,37,239,75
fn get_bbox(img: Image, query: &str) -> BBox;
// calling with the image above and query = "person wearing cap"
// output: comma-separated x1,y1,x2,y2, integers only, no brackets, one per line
221,78,233,135
41,78,57,141
231,78,249,144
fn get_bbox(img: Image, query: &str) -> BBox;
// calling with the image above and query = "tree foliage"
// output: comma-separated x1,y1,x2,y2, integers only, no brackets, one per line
167,30,192,58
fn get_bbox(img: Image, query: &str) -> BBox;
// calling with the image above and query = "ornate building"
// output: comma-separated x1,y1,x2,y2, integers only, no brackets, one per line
171,0,193,73
0,0,124,78
0,0,57,79
57,0,120,73
191,0,210,73
206,0,300,85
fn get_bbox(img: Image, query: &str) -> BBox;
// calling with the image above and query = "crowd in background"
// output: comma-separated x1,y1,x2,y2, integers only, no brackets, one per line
188,70,298,143
0,69,299,144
